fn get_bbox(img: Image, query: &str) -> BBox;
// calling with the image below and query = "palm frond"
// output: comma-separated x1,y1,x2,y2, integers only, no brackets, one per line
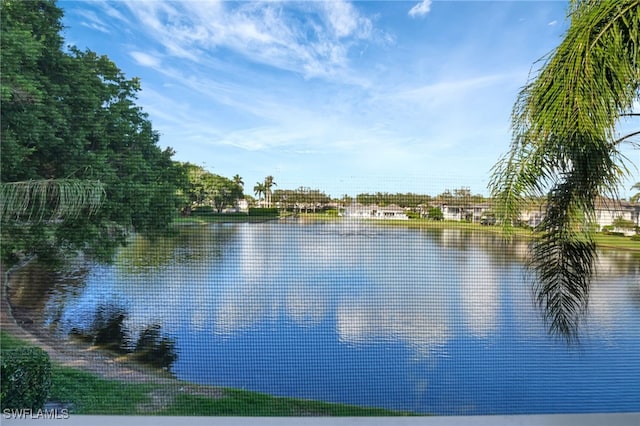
531,231,596,341
490,0,640,340
0,179,105,222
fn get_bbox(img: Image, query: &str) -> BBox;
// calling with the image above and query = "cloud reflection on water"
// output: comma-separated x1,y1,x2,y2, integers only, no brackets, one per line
37,222,639,356
18,221,639,414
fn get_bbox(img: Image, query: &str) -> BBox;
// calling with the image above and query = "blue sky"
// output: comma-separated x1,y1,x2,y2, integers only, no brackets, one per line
59,0,639,198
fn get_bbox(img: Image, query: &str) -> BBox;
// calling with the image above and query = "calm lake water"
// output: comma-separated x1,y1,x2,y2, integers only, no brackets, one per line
12,221,640,415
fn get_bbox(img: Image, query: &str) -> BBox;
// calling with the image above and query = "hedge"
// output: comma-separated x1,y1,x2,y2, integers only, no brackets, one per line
190,206,216,216
248,208,279,217
1,347,52,410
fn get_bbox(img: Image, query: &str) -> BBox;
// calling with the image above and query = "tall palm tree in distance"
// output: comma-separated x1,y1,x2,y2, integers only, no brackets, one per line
233,174,244,190
264,175,276,208
490,0,639,341
253,182,265,207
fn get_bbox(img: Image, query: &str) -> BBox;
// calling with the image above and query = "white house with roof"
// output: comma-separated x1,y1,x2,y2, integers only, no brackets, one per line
340,204,409,220
518,198,639,234
438,203,491,222
594,198,639,235
433,197,638,233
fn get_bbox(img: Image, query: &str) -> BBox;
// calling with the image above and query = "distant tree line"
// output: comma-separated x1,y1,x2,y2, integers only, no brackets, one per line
176,163,243,213
352,188,487,208
272,187,331,211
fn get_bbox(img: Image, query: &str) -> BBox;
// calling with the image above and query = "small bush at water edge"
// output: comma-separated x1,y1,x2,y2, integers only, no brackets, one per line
1,347,52,410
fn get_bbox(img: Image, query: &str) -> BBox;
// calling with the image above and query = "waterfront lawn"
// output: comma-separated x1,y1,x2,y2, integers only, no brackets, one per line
173,212,640,251
594,233,640,251
173,211,287,225
360,217,640,251
0,331,415,416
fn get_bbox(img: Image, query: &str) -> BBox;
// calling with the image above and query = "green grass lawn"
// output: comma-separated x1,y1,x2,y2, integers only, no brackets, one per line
0,331,416,416
156,390,414,416
173,215,277,224
594,233,640,251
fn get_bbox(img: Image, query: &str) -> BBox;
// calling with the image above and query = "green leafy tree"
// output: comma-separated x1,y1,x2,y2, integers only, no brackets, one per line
355,192,432,207
180,163,209,206
1,0,181,264
203,174,243,213
272,187,331,212
178,163,242,212
427,207,444,221
489,0,639,340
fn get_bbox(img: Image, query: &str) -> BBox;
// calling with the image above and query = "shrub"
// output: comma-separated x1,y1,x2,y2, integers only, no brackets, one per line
133,324,177,369
91,303,129,352
630,234,640,241
606,232,626,237
248,208,279,217
405,211,420,219
325,209,339,216
612,217,637,230
1,347,52,410
426,207,443,221
191,206,216,217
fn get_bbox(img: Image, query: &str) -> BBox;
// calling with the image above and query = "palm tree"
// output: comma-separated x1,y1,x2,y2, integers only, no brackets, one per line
233,174,244,189
489,0,639,341
253,182,265,206
264,175,276,208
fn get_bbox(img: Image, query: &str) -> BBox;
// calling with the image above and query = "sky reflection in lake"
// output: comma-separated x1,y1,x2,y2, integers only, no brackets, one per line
30,221,640,414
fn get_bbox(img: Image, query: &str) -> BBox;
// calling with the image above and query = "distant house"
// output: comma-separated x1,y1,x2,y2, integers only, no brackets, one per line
340,204,409,220
374,204,409,220
237,198,249,213
440,204,466,221
519,201,546,228
223,198,249,213
340,203,371,218
469,203,492,223
438,203,491,223
518,197,639,234
594,198,639,235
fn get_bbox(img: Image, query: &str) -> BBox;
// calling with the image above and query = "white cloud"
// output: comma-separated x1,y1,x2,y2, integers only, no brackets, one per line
388,73,519,107
121,0,375,80
408,0,432,18
100,3,131,25
76,10,110,33
322,0,371,39
129,51,162,68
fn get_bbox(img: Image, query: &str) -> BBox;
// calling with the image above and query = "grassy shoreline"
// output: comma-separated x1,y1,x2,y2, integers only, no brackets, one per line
0,330,417,416
173,213,640,251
